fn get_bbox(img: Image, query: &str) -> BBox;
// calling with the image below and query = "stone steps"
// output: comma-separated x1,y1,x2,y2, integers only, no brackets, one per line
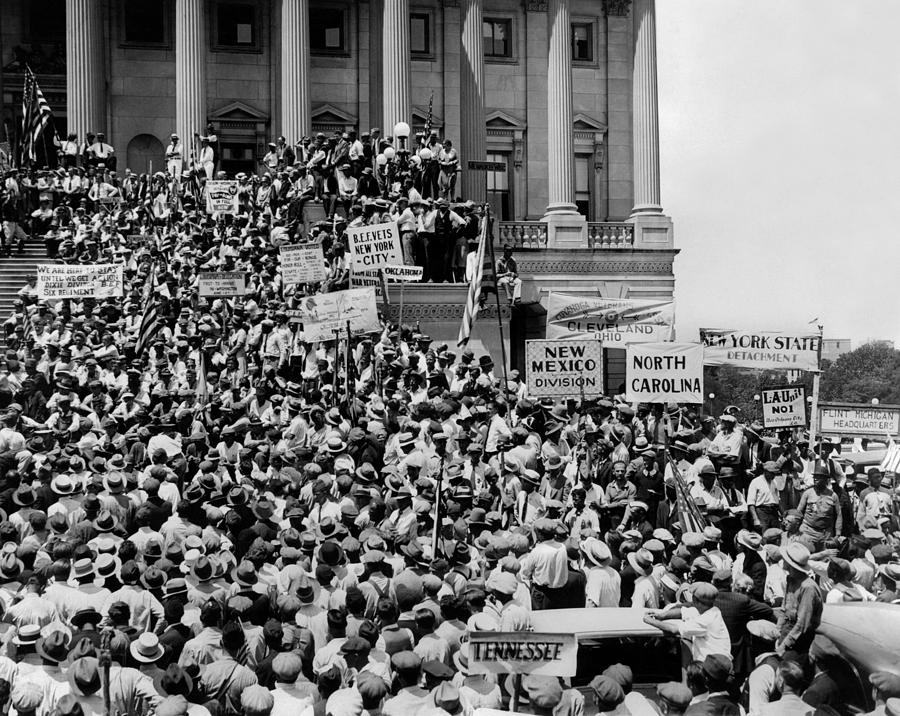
0,241,51,353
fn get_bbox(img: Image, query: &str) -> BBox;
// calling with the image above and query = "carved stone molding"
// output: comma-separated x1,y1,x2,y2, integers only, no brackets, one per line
525,1,548,12
386,302,511,321
603,0,632,17
517,259,674,274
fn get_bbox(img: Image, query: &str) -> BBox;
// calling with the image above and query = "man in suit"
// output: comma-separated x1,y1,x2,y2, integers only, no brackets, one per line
685,654,742,715
712,569,775,683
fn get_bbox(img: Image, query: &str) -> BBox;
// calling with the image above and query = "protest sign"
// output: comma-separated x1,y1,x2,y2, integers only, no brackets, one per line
198,272,247,297
294,287,381,342
817,402,900,438
468,632,578,678
346,221,402,270
383,264,424,282
281,244,326,285
205,180,239,214
699,329,821,371
761,385,807,429
626,342,704,403
525,339,603,399
36,263,123,299
350,269,390,302
545,292,674,344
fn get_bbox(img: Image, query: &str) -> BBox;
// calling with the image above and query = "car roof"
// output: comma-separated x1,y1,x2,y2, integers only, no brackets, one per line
817,603,900,676
530,608,664,639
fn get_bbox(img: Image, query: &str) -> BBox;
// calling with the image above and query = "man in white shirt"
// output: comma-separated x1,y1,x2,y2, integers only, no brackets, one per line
642,582,732,662
165,134,184,176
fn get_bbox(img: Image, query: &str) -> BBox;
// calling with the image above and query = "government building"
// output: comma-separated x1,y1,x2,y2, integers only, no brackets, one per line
0,0,677,392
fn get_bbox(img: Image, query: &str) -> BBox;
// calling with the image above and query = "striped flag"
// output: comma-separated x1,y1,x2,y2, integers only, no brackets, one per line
668,453,707,533
19,66,53,166
881,436,900,474
20,309,36,343
135,272,163,356
457,215,494,347
196,350,210,407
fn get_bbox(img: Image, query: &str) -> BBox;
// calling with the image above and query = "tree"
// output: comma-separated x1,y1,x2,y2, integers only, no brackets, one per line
819,342,900,404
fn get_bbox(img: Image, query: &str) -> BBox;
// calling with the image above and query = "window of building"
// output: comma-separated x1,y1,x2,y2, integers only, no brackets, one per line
483,19,512,59
572,23,593,62
220,142,256,176
575,154,591,217
212,2,258,51
486,152,510,221
310,6,347,55
123,0,169,46
28,0,66,43
410,13,431,56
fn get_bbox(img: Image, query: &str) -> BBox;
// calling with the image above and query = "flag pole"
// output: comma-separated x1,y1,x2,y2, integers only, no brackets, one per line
484,204,510,401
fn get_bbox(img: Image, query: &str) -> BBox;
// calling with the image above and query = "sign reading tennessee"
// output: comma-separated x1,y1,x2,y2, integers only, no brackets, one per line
468,632,577,677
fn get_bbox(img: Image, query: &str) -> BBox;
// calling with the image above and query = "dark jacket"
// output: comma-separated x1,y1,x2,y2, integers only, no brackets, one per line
715,589,775,677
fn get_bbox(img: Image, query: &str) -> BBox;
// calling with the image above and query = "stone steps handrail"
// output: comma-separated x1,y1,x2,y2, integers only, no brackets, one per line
495,221,635,249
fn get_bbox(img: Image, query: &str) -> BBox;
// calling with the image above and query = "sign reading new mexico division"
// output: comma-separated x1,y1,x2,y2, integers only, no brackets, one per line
346,221,402,270
817,402,900,438
525,339,603,399
37,263,123,299
761,385,807,429
626,342,704,403
468,632,578,677
700,329,821,371
545,292,674,344
198,272,247,297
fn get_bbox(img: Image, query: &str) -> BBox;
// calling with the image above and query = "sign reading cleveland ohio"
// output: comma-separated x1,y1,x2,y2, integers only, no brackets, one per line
818,403,900,438
546,292,673,344
761,385,807,429
468,632,578,677
700,329,821,371
627,342,704,403
346,221,402,270
525,339,603,398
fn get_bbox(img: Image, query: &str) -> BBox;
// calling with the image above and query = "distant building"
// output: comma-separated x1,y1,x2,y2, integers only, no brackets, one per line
822,339,852,363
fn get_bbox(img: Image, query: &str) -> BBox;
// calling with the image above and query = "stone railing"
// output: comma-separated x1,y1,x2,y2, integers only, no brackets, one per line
587,222,634,248
496,222,549,249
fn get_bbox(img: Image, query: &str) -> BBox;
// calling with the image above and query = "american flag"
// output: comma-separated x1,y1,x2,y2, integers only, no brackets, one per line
668,453,707,533
881,436,900,473
19,66,54,166
135,271,163,355
457,213,495,346
196,350,209,407
20,309,36,344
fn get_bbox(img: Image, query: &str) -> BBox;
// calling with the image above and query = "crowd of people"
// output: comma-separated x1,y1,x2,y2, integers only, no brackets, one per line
0,126,898,716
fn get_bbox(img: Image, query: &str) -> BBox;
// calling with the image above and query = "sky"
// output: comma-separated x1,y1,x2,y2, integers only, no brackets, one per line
656,1,900,346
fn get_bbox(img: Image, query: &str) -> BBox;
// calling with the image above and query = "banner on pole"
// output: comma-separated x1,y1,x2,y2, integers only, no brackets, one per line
205,180,239,214
626,342,704,403
198,272,247,297
294,287,381,342
525,339,604,398
468,632,578,677
346,221,403,270
817,402,900,438
545,292,674,344
699,329,821,371
761,385,807,429
36,263,123,299
281,243,327,285
383,264,424,282
350,268,390,302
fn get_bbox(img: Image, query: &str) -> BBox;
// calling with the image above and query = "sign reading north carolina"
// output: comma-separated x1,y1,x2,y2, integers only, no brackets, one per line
626,342,704,403
525,339,603,398
468,632,578,677
700,329,821,371
817,403,900,438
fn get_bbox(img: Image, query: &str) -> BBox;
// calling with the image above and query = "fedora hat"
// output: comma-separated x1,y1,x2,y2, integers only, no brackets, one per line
0,553,24,581
12,484,36,507
627,548,654,578
51,474,78,496
94,553,121,581
69,607,102,630
106,454,127,471
581,538,612,567
782,541,812,576
36,630,71,664
140,567,167,591
102,473,125,494
130,633,164,664
92,510,118,533
231,560,258,587
190,556,218,583
72,558,94,580
252,498,276,521
226,486,249,506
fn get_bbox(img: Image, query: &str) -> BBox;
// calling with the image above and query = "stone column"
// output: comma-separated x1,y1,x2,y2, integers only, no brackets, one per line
176,0,207,157
280,0,311,143
66,0,105,139
459,0,485,202
631,0,662,214
544,0,577,215
382,0,411,136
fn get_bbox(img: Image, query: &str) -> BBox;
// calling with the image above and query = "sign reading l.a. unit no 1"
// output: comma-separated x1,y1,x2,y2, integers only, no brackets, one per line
760,385,807,429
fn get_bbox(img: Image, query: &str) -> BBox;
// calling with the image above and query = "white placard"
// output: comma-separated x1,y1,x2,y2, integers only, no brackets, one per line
36,263,123,299
294,288,381,342
345,221,403,270
761,386,807,429
546,292,674,344
626,342,704,403
205,180,239,214
700,329,821,371
525,339,604,399
281,243,327,285
198,271,247,297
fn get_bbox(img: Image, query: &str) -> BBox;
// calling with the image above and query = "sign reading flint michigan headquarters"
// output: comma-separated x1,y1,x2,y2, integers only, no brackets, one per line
818,403,900,438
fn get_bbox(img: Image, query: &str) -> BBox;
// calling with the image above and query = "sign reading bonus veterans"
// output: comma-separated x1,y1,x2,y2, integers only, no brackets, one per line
818,402,900,438
205,180,238,214
525,340,603,398
468,632,577,677
280,244,326,285
761,386,807,429
37,264,123,299
545,292,673,344
346,221,402,270
198,272,247,297
626,342,704,403
700,329,821,371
